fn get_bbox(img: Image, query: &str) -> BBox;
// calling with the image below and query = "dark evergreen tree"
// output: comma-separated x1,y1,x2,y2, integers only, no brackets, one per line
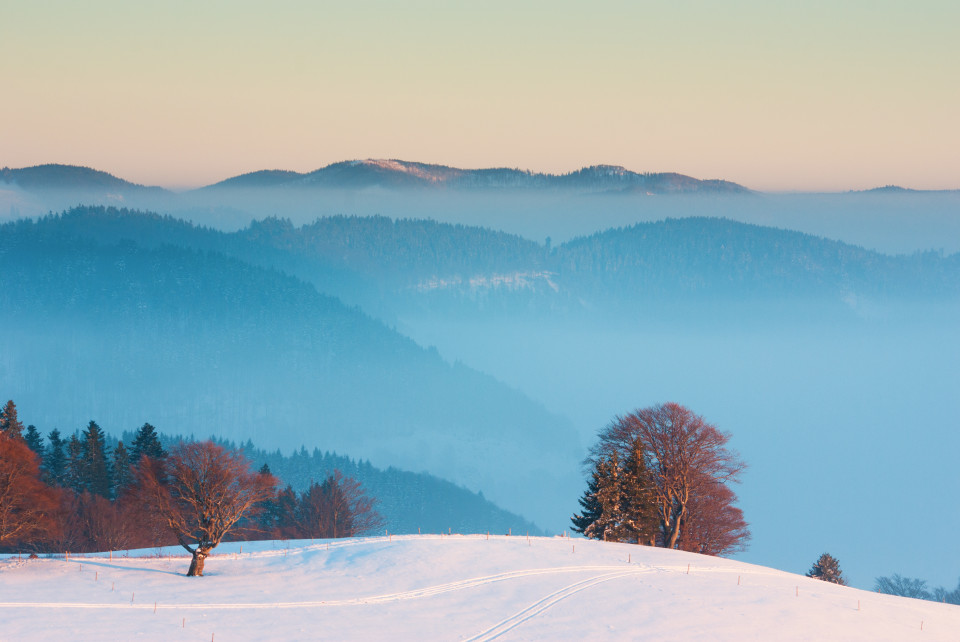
44,429,67,486
23,425,44,456
251,465,281,536
807,553,847,585
80,421,112,498
0,400,24,439
589,452,623,541
130,422,166,464
112,441,133,495
616,440,658,545
65,433,84,493
572,453,627,541
571,463,603,537
274,484,300,538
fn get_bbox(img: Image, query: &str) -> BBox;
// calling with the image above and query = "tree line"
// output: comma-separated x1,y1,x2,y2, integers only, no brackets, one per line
572,403,750,556
874,574,960,604
0,400,382,575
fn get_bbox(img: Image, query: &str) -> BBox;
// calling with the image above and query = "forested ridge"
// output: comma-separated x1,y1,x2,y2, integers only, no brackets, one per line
17,207,957,320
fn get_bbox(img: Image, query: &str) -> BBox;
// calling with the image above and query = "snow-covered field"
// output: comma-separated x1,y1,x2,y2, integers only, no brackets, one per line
1,535,957,641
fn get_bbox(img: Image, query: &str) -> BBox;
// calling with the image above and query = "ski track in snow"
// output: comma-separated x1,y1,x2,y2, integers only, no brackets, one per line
466,569,642,641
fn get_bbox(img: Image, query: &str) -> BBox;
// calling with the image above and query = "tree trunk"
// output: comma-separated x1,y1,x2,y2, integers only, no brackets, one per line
186,547,210,577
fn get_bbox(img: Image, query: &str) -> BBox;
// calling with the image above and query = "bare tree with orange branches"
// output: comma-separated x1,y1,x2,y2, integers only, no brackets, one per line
0,433,60,550
137,440,277,576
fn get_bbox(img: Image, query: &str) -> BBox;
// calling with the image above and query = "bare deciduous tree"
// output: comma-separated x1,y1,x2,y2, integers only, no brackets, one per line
296,471,384,539
590,402,747,552
0,433,60,549
137,441,277,576
676,478,750,555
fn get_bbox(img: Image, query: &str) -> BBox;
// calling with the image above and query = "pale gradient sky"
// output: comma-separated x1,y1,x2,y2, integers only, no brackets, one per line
2,0,957,191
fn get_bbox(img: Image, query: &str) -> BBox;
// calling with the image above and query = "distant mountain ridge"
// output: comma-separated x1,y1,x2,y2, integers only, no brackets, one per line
206,159,751,194
0,161,749,194
0,163,169,194
6,161,958,195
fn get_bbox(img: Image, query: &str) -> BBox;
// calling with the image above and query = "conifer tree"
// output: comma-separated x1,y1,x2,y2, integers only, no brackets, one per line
112,441,133,496
130,423,166,464
23,425,44,456
43,428,67,486
807,553,846,585
573,453,628,542
81,421,112,498
44,429,67,486
590,452,624,541
0,400,24,439
65,434,84,493
273,484,300,538
616,441,659,545
571,464,603,537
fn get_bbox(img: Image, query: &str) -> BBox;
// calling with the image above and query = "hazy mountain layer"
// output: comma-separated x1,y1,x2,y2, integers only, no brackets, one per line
33,207,957,323
0,215,581,529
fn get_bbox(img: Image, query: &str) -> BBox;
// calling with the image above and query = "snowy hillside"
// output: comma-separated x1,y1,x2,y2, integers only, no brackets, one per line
2,537,956,641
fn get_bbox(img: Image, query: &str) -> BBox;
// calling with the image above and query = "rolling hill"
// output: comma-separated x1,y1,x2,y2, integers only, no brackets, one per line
1,536,956,640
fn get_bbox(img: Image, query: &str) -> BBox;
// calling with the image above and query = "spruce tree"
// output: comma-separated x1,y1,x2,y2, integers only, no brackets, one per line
23,425,44,456
130,423,166,464
44,429,67,486
274,484,300,538
112,441,133,495
807,553,847,585
571,465,603,537
0,400,24,439
617,441,659,545
65,433,84,493
81,421,112,498
584,453,623,542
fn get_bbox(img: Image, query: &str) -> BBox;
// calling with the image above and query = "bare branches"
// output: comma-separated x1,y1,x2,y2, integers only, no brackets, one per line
135,441,277,575
0,434,60,548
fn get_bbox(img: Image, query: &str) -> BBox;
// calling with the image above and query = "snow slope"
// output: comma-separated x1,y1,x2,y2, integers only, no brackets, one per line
1,536,957,641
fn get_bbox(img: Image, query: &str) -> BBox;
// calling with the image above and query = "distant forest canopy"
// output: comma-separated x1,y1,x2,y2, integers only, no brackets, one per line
8,206,959,323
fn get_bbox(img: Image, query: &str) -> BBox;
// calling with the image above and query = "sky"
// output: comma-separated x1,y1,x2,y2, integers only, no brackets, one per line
2,0,958,191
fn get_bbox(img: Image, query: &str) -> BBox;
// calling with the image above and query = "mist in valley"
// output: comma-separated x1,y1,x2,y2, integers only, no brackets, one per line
1,178,958,590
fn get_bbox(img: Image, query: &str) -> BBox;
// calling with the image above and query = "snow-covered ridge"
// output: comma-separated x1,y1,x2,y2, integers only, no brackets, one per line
2,536,956,640
414,270,559,293
350,159,462,182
